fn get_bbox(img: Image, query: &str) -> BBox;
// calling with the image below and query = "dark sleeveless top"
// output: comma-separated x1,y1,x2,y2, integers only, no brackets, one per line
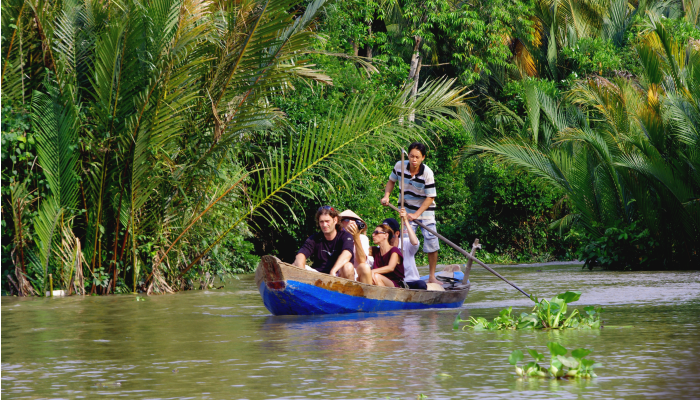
370,246,405,287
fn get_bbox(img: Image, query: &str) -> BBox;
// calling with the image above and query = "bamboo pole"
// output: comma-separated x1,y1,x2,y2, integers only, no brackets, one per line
400,150,405,252
385,203,531,299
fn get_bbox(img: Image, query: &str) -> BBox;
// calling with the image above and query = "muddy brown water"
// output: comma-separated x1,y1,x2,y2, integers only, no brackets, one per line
2,264,700,399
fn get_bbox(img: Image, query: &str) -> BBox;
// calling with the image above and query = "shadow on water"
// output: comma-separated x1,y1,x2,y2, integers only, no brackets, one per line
2,265,700,399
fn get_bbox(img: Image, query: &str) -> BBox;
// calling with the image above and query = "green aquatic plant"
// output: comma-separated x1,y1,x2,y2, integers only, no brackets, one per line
509,342,601,379
454,291,604,330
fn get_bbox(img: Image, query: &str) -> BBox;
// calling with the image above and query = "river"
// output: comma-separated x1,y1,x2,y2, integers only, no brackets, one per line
2,263,699,399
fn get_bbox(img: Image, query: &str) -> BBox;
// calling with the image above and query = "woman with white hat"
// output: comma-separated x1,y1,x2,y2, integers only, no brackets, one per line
338,209,373,284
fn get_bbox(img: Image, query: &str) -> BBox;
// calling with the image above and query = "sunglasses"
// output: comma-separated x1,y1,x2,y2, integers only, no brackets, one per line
318,205,335,212
372,230,387,236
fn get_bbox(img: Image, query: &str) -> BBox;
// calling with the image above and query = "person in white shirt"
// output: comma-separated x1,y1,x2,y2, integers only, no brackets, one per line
339,209,373,284
382,209,427,290
398,208,421,282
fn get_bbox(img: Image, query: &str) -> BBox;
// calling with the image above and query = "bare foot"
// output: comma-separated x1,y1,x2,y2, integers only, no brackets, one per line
428,276,441,285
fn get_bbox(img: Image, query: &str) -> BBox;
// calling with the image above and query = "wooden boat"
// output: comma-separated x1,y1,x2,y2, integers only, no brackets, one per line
255,255,471,315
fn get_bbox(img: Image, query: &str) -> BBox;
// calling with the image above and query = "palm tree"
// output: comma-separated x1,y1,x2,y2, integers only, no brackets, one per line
2,0,467,295
511,0,645,80
466,18,700,268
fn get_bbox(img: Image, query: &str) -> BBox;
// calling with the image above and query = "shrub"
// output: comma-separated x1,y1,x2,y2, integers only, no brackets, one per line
577,221,659,270
561,38,622,76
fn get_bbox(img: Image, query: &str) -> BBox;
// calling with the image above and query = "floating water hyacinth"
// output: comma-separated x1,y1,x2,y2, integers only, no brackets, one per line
454,291,604,330
509,342,602,379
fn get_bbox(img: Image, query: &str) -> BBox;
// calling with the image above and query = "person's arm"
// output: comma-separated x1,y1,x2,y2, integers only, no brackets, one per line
294,236,315,269
407,167,436,220
400,208,419,246
293,253,307,269
360,235,370,259
381,162,399,205
407,197,434,221
380,180,395,205
329,250,353,275
371,252,400,275
345,222,366,264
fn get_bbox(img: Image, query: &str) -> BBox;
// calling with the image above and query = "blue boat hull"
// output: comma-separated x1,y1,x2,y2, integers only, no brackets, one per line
255,256,470,316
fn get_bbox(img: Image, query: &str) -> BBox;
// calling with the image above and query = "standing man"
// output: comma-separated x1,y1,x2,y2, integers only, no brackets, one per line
380,142,440,284
294,206,356,279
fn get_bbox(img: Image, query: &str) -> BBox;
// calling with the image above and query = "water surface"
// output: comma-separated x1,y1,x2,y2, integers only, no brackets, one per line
2,264,700,399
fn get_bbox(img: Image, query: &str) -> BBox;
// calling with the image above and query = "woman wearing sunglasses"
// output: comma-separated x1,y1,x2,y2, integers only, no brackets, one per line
369,223,405,287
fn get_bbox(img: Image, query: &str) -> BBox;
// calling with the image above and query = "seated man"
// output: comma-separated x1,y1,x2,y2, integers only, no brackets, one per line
294,206,355,279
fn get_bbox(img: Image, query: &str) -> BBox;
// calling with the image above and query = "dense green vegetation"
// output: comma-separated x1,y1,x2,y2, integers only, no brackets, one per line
2,0,699,295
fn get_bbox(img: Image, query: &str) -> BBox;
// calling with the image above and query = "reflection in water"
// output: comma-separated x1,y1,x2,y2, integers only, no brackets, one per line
1,266,699,399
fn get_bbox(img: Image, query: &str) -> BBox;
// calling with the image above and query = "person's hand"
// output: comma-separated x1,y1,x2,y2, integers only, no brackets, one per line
407,212,417,221
380,196,390,206
346,221,359,237
399,208,407,221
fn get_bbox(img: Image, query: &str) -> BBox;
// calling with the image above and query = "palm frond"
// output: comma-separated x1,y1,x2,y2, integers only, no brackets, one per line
31,89,80,211
179,78,467,276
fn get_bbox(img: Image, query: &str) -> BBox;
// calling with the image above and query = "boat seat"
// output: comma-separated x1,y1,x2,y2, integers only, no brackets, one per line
426,282,446,291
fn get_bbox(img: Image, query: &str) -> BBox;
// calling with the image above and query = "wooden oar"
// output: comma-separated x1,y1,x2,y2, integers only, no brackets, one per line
385,203,532,299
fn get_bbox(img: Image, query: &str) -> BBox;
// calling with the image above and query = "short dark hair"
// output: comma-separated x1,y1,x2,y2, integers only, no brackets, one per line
382,218,400,234
408,142,427,156
315,206,340,230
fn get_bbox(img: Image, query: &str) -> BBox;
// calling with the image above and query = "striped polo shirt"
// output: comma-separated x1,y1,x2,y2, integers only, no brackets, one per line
389,161,437,223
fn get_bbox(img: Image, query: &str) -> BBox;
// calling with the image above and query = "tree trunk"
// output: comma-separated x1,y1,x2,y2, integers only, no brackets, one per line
408,36,422,123
352,40,359,56
366,23,373,59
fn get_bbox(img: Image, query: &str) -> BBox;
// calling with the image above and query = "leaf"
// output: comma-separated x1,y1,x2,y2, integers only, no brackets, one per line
550,358,563,370
557,355,579,369
547,342,567,357
453,312,462,330
517,320,535,329
556,291,582,304
572,348,592,359
581,358,596,368
528,349,544,362
509,350,524,365
31,89,80,211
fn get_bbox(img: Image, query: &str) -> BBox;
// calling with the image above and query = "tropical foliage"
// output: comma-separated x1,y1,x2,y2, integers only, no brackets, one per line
467,13,700,269
4,0,699,296
1,0,466,295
